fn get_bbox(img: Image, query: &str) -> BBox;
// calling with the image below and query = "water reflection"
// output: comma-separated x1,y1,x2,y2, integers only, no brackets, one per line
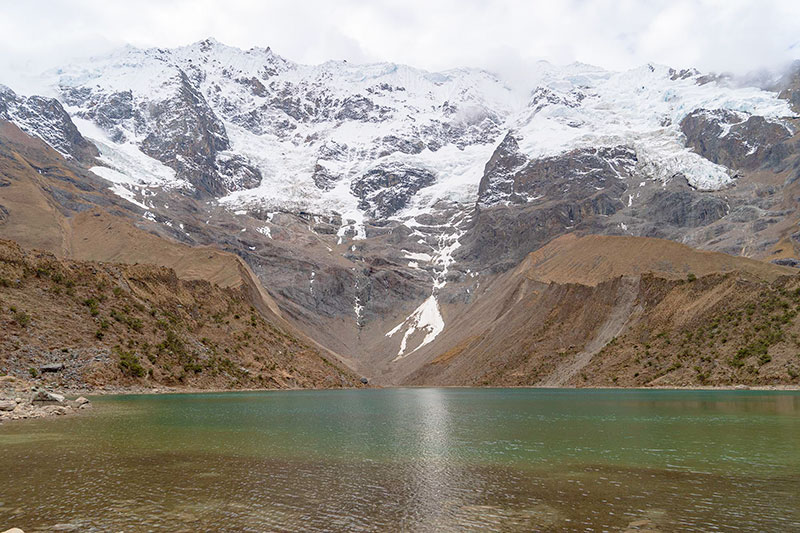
402,388,456,529
0,389,798,531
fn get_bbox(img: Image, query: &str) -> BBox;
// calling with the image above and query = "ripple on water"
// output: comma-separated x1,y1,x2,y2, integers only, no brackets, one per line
1,389,799,531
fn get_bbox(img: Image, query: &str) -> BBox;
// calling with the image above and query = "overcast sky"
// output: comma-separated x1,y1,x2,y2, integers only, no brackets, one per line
1,0,799,92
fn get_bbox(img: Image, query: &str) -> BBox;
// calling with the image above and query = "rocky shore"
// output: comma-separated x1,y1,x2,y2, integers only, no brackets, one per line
0,376,91,424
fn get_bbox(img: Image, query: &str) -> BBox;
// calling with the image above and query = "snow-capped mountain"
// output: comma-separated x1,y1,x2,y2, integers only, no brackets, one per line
2,38,800,380
32,39,794,232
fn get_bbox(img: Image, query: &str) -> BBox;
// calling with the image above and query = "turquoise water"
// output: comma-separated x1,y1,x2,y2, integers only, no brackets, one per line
1,388,798,531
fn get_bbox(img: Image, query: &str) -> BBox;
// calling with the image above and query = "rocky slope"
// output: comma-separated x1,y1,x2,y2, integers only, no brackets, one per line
0,238,360,390
403,234,800,387
2,40,800,387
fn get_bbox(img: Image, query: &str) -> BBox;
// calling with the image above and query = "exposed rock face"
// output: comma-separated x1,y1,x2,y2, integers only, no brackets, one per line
0,85,98,163
61,70,262,197
681,109,794,171
462,143,636,270
647,188,728,228
478,144,635,206
475,132,528,205
774,60,800,114
352,164,437,218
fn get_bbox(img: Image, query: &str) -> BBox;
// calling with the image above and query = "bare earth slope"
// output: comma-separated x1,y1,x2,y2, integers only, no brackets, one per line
0,239,361,390
402,234,800,388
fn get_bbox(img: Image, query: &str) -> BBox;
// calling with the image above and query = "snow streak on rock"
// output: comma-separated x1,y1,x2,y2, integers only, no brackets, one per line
386,212,467,360
387,295,445,361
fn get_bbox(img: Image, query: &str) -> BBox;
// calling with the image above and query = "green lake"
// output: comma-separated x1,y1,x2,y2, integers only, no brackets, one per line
1,388,799,531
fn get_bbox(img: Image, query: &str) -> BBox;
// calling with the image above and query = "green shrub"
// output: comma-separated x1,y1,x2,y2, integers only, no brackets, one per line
28,367,38,378
687,272,697,282
13,311,31,327
83,297,100,316
118,350,146,377
110,309,143,332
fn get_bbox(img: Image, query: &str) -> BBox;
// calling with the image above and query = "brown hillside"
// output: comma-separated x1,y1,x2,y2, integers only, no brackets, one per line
0,239,361,390
0,121,250,289
521,233,793,285
401,234,800,388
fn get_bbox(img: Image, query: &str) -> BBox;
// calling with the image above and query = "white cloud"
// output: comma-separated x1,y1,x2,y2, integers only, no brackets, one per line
0,0,799,93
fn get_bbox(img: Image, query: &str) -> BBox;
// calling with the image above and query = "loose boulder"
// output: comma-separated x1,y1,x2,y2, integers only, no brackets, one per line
0,400,16,411
32,390,65,403
73,396,91,409
40,363,65,373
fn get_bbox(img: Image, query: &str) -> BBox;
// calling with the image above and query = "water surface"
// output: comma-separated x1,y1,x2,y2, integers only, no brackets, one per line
1,388,798,531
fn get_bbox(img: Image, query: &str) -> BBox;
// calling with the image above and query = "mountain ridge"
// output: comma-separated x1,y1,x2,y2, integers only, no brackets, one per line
2,39,800,388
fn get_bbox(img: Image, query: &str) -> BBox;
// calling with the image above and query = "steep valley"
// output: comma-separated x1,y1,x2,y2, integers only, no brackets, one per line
1,42,800,390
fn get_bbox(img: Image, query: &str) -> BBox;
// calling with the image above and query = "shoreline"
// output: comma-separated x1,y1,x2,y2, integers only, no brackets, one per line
49,382,800,397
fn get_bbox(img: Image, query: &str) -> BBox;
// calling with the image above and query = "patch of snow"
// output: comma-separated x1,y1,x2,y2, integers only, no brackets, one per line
402,250,433,262
388,295,445,360
72,116,191,208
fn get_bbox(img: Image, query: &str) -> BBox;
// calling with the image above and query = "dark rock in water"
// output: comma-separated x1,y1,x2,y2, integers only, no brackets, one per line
32,390,65,404
40,363,65,373
360,377,369,385
771,257,800,268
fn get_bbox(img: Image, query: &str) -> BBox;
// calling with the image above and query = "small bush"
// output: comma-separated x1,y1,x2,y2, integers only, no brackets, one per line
118,350,146,378
687,272,697,282
13,311,31,327
83,298,100,317
28,367,38,378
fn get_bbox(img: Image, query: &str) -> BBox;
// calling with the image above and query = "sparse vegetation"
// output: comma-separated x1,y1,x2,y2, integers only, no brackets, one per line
117,349,146,378
0,238,356,391
13,310,31,327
